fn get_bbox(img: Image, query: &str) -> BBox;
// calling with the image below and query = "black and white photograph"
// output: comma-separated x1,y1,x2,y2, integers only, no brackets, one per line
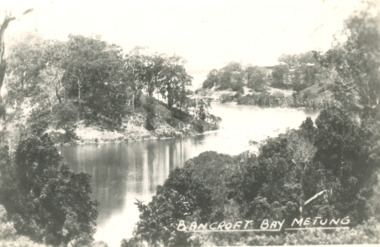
0,0,379,246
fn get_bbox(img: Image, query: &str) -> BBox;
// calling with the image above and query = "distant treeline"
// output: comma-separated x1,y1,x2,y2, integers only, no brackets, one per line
235,88,332,109
200,51,338,109
202,51,330,93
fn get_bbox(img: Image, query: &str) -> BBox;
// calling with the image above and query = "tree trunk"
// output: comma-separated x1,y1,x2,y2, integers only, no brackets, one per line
167,86,173,109
0,9,32,122
78,80,82,119
168,97,173,109
0,15,15,120
131,94,134,110
148,82,154,98
0,61,6,120
55,84,62,104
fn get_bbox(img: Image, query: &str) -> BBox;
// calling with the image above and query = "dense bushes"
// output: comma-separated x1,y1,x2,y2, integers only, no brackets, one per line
124,152,238,246
52,101,78,127
0,135,98,246
144,98,156,131
0,205,47,247
227,106,379,227
234,89,333,109
237,92,291,107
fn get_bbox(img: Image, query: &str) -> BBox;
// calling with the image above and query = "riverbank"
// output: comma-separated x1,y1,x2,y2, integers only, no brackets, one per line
197,84,333,109
3,94,220,147
46,103,220,146
48,120,219,146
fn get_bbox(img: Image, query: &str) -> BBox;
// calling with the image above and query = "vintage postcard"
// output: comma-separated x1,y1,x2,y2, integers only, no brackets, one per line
0,0,379,246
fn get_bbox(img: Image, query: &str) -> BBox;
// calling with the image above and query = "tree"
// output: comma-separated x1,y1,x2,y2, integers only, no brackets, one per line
159,55,192,110
0,9,33,120
202,69,219,89
0,134,98,246
218,62,244,91
6,33,65,111
60,35,126,122
131,167,213,246
144,54,166,98
313,106,378,223
245,66,267,92
124,48,147,108
318,3,380,116
270,64,289,89
128,152,237,246
7,33,47,96
195,98,210,121
277,52,322,92
310,5,380,224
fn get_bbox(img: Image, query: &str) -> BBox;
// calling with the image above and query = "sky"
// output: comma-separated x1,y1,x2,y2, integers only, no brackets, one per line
1,0,363,87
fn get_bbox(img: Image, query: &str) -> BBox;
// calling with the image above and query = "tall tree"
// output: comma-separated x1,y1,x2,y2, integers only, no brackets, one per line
60,35,126,122
0,9,33,120
270,64,289,89
319,3,380,116
245,66,267,92
218,62,244,91
159,55,192,109
124,48,147,108
6,33,51,104
202,69,219,89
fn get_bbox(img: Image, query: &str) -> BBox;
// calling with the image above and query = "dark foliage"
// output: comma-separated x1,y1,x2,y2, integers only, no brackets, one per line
0,135,98,246
127,152,237,246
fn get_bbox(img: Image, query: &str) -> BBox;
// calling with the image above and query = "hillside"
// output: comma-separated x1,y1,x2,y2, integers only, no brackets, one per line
4,95,220,147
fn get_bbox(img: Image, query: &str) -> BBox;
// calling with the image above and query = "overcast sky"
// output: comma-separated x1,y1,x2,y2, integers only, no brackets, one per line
1,0,362,87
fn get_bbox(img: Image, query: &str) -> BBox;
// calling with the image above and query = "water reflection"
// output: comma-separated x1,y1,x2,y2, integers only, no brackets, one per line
60,103,318,247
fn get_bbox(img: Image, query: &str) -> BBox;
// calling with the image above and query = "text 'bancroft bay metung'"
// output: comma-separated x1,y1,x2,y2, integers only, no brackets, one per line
177,217,351,232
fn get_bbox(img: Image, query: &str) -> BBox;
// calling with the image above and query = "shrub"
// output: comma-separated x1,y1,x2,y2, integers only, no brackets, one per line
144,98,156,131
52,102,78,127
0,135,98,246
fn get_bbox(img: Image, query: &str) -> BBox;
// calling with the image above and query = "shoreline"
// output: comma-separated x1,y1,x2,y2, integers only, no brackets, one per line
198,86,332,110
53,123,221,146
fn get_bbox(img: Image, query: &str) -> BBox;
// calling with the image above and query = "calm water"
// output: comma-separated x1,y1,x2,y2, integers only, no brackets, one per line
60,103,318,247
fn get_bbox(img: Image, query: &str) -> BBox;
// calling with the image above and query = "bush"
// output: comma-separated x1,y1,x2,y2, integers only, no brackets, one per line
52,102,78,127
0,135,98,246
28,108,50,136
125,152,238,246
144,98,156,131
219,94,235,103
